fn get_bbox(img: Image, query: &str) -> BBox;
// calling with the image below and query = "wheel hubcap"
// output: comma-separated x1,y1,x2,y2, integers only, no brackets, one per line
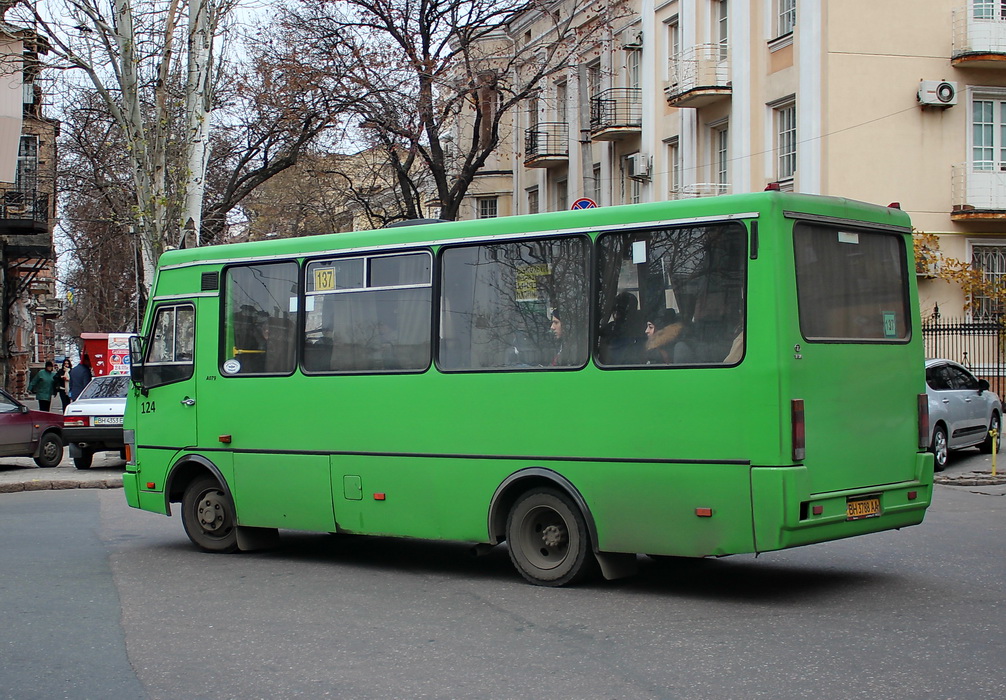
519,506,569,570
196,491,227,533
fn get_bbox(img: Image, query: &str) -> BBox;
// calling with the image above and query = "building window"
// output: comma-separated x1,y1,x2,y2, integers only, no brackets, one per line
527,187,539,214
586,60,602,100
667,138,681,197
16,136,38,192
555,81,568,124
778,0,796,36
478,197,498,219
666,16,680,82
627,43,641,90
972,99,1005,171
715,124,729,188
629,177,642,205
776,101,797,181
555,178,568,211
972,244,1006,319
974,0,1006,20
716,0,729,58
592,163,602,204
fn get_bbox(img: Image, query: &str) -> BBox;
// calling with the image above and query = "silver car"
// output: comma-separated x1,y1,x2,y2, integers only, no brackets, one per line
63,374,129,469
925,359,1002,470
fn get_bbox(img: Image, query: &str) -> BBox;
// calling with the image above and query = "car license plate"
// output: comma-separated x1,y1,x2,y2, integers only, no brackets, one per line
93,416,123,426
846,496,881,520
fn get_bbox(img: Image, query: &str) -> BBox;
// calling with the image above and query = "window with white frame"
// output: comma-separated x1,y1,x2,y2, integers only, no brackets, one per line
586,60,602,100
778,0,796,36
627,42,641,89
592,163,602,203
972,98,1006,171
556,81,568,124
973,0,1006,20
715,123,729,188
555,178,568,210
666,16,680,81
527,187,539,214
972,244,1006,319
477,196,498,219
775,101,797,182
716,0,729,59
667,138,681,197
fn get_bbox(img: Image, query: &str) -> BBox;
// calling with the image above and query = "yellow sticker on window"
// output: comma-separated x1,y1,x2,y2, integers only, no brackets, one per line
314,268,335,291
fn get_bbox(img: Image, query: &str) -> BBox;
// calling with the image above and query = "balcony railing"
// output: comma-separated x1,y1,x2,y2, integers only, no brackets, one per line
0,187,49,229
524,122,569,167
952,163,1006,218
665,44,732,107
589,88,642,141
952,7,1006,65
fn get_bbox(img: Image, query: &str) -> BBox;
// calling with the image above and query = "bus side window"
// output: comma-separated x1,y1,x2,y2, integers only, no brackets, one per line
439,237,590,371
596,223,746,367
222,262,299,376
144,304,195,388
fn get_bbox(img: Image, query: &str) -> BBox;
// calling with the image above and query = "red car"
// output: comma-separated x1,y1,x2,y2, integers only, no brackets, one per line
0,388,64,467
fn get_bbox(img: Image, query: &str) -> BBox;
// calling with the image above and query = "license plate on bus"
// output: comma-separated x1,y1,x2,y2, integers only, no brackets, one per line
94,416,123,426
846,496,881,520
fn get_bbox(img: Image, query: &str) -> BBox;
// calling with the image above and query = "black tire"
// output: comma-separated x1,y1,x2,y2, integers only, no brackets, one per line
980,412,1001,454
73,450,94,470
931,423,949,472
33,432,63,468
181,476,239,553
506,488,595,587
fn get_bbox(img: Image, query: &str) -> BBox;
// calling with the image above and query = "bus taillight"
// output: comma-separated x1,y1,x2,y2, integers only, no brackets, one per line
792,399,806,461
918,393,930,451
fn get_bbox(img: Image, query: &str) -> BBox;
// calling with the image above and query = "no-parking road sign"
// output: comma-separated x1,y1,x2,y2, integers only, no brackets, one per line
570,198,597,210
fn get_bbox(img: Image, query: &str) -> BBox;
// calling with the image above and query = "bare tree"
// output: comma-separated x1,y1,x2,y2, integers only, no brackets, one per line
279,0,621,222
6,0,238,298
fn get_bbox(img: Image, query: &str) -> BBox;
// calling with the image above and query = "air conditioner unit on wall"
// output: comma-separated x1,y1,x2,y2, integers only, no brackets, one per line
626,153,650,180
621,28,643,49
918,80,958,107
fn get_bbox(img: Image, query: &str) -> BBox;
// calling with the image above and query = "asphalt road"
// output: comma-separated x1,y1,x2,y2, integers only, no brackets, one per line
1,461,1004,700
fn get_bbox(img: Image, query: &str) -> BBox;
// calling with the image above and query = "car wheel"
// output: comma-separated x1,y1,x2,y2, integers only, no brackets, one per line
73,449,94,470
181,476,239,553
33,432,64,468
506,488,595,587
980,412,1001,454
931,424,949,472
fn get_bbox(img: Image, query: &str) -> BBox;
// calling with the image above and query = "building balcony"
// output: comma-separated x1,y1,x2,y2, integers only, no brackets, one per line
952,7,1006,66
589,88,641,141
665,44,731,108
524,123,569,167
951,163,1006,219
0,187,49,234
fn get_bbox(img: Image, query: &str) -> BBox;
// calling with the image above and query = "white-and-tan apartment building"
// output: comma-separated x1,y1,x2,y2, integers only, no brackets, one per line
460,0,1006,323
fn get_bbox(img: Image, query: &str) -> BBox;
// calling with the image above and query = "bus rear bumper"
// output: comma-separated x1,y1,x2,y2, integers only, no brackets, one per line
751,452,934,553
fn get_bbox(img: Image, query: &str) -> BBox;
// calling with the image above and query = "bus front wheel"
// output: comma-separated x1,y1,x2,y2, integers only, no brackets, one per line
182,476,238,553
506,488,594,587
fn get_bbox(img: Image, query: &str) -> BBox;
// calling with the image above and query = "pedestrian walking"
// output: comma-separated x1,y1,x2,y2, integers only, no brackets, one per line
69,355,93,400
55,358,72,412
28,360,58,411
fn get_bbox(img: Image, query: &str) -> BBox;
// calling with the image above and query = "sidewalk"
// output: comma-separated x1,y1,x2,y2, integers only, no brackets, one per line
0,396,124,494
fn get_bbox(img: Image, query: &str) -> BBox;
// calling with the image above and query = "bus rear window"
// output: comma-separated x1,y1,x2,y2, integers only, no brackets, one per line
794,224,910,342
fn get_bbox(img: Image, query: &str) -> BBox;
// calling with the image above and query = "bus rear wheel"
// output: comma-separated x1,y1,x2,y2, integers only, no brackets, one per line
506,488,593,587
182,476,238,553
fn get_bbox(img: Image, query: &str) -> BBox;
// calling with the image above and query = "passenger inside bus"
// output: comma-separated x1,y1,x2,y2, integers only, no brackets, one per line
643,308,684,364
599,292,645,364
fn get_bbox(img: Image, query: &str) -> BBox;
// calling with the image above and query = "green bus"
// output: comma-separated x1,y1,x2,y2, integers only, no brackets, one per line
123,192,933,586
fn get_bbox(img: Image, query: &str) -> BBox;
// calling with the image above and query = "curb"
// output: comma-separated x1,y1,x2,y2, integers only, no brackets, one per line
0,478,123,494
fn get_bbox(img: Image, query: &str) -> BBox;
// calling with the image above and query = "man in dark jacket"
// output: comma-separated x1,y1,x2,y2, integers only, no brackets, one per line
68,355,93,400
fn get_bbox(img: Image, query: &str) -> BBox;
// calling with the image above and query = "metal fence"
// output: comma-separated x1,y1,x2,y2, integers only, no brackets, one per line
921,315,1006,396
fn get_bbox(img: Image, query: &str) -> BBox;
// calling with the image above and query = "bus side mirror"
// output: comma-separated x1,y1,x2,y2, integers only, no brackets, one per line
129,336,147,394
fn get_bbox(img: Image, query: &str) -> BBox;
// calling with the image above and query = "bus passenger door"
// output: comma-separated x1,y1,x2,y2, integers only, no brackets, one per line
135,303,198,452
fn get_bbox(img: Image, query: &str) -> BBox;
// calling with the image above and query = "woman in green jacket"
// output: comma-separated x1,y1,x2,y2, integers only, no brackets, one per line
28,361,58,411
